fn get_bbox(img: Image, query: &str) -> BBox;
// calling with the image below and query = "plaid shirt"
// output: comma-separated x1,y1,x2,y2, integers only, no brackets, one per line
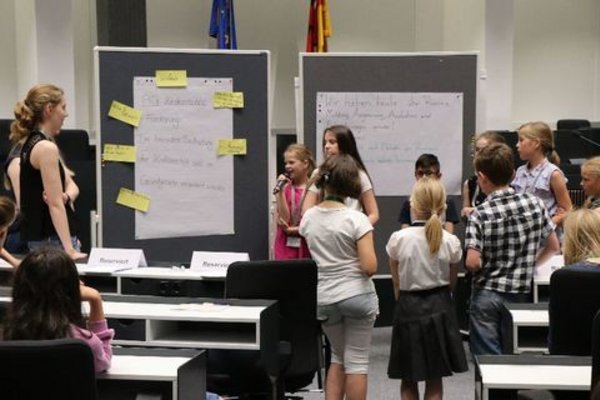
465,187,555,293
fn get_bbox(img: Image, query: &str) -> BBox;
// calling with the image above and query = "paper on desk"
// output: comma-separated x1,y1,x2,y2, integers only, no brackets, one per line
171,303,230,312
534,254,564,278
77,264,132,274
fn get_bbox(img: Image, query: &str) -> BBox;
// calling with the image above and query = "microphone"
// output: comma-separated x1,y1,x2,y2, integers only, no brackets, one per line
273,172,290,194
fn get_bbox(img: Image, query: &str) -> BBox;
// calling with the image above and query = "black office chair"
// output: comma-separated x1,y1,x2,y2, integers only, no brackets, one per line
56,129,92,161
556,119,591,130
518,267,600,400
592,310,600,394
207,259,320,399
0,338,97,399
0,119,14,160
549,267,600,356
568,189,586,207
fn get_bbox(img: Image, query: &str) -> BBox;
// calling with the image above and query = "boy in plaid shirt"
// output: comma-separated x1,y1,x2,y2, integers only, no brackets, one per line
465,143,559,355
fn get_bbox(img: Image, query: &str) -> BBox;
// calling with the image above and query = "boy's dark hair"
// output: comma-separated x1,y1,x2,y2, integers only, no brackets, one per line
415,154,441,171
316,154,362,199
3,247,84,340
474,143,515,185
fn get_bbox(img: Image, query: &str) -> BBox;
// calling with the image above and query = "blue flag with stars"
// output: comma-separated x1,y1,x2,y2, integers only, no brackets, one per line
209,0,237,49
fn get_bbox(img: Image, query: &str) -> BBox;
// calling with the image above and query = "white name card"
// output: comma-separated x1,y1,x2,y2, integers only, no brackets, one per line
190,251,249,277
86,248,148,273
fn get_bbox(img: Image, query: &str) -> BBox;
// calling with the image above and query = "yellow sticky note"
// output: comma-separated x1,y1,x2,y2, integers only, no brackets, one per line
218,139,247,155
213,92,244,109
116,188,150,213
108,100,142,127
103,144,136,163
155,70,188,87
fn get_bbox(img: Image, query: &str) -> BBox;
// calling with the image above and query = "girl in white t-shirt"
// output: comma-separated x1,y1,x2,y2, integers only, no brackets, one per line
302,125,379,225
386,177,467,400
299,154,378,400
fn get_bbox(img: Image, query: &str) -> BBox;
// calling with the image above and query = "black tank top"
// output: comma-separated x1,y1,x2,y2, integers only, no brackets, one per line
20,131,76,241
467,175,488,208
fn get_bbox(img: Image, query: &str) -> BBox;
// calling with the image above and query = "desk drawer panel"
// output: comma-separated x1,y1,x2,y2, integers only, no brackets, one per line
120,278,224,297
97,380,173,400
108,318,146,341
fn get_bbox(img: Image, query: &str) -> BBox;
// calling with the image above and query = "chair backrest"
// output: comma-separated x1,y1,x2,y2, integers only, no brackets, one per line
568,188,587,207
592,310,600,390
0,338,97,399
56,129,91,162
556,119,591,130
549,267,600,355
226,259,319,391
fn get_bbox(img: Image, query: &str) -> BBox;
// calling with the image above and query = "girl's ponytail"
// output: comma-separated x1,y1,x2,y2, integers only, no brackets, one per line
424,212,443,254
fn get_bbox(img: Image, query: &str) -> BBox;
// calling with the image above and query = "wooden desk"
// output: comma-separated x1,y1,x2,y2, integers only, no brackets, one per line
502,303,548,354
97,348,205,400
475,354,590,400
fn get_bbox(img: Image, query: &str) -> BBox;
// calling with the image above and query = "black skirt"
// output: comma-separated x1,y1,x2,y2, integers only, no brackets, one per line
388,285,468,381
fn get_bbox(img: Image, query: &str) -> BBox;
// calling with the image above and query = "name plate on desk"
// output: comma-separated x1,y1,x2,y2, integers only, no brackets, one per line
190,251,249,278
85,248,148,273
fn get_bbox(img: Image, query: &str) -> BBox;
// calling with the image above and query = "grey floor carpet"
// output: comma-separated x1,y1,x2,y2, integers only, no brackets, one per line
299,326,475,399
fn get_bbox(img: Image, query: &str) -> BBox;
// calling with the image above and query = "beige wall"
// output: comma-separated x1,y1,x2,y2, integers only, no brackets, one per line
0,0,18,118
513,0,600,125
1,0,600,133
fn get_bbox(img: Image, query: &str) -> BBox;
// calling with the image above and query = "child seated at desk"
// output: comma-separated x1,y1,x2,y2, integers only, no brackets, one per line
0,196,21,268
2,247,113,372
562,208,600,268
580,156,600,213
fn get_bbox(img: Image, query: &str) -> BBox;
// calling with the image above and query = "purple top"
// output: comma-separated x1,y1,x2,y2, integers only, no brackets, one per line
69,319,114,373
512,159,563,217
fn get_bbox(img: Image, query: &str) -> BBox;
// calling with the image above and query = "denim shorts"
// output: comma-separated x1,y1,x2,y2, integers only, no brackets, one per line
28,235,81,252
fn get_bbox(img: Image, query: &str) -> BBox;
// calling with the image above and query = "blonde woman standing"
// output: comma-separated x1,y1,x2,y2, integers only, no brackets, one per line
10,84,85,260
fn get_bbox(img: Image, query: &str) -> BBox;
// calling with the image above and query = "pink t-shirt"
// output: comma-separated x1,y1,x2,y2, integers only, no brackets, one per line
273,184,310,260
69,319,114,373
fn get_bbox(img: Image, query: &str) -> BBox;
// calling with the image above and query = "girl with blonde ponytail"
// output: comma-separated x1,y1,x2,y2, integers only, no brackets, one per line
512,121,572,230
386,177,466,400
12,84,86,260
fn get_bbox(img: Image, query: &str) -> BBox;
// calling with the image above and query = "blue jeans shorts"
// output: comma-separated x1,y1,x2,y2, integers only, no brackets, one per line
28,235,81,253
